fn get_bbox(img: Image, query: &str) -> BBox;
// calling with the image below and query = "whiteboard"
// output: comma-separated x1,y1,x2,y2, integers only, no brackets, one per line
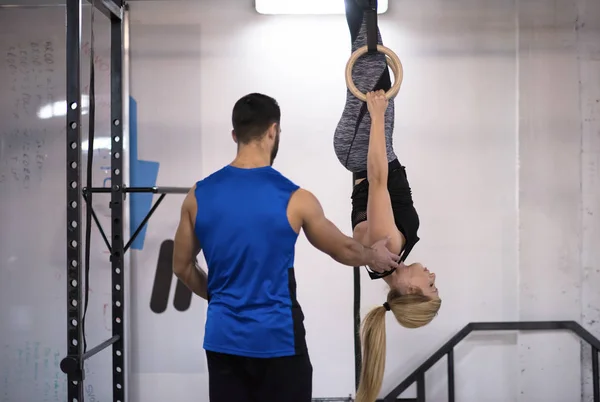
0,5,119,402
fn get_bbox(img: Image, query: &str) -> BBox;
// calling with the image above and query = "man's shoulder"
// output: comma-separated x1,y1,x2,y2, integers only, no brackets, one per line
195,166,230,188
196,165,300,193
288,187,317,207
268,167,300,189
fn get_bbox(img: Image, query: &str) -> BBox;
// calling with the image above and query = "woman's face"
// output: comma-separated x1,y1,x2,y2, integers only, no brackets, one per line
393,262,439,298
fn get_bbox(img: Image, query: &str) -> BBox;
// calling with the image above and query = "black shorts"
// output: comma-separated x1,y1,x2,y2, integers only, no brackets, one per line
206,350,313,402
351,159,421,266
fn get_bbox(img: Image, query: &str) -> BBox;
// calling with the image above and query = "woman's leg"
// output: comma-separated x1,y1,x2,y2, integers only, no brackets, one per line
333,0,397,173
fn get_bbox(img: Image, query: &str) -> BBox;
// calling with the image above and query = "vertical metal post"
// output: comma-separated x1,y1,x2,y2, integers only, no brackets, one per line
447,349,455,402
110,5,125,401
121,6,131,401
353,265,361,390
593,347,599,402
66,0,84,401
416,372,426,402
352,173,362,391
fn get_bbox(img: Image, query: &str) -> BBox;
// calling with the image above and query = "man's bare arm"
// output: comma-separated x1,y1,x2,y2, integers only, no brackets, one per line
294,189,380,267
173,187,208,300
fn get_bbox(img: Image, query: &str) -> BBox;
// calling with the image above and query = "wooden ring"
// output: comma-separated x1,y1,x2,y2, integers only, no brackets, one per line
345,44,404,102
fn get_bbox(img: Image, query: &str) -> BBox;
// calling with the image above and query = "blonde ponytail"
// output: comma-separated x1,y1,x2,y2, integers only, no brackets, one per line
356,290,442,402
356,304,387,402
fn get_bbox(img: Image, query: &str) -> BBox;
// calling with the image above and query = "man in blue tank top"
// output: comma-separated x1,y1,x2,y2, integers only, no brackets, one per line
172,93,400,402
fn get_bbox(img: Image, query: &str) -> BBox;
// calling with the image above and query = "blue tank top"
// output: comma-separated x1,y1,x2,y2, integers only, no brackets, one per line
193,165,306,358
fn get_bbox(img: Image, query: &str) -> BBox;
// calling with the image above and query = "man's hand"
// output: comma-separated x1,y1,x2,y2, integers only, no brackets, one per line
368,236,401,273
293,189,401,269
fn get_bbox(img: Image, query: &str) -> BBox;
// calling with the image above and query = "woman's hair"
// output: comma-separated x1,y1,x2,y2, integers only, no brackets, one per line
355,289,442,402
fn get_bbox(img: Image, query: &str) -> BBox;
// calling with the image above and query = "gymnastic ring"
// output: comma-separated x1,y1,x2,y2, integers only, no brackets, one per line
345,44,404,102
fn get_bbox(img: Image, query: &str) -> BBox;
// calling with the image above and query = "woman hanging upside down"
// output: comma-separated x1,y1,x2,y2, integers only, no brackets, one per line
334,1,442,401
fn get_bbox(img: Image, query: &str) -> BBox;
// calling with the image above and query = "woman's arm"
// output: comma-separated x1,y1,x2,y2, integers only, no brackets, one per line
366,91,390,185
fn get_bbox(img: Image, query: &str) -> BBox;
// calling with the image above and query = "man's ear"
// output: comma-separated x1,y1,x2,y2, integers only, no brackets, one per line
267,123,278,140
231,130,238,144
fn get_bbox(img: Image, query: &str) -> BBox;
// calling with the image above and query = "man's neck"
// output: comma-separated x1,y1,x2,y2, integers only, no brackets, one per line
232,147,271,168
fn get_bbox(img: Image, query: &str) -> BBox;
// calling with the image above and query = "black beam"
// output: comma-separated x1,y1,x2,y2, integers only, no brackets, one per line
124,193,167,252
85,186,190,194
110,9,125,402
80,192,168,257
83,193,112,253
447,349,455,402
352,172,362,391
593,346,599,402
376,400,417,402
353,265,361,390
65,0,84,401
470,321,569,331
416,372,425,402
376,399,417,402
563,321,600,351
86,0,122,21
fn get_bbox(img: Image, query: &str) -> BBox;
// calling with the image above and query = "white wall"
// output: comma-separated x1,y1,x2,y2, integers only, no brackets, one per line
518,1,600,401
0,0,598,401
127,1,600,401
127,0,521,400
578,2,600,401
518,1,582,400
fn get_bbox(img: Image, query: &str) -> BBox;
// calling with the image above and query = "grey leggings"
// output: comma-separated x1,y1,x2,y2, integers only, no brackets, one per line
333,0,398,173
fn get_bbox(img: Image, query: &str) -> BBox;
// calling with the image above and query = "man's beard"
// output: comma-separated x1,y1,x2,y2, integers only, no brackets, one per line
270,131,280,166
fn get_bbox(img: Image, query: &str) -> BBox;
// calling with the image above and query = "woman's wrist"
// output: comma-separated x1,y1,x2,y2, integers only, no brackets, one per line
371,114,386,125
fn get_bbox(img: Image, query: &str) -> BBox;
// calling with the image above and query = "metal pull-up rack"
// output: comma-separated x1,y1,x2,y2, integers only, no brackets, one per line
61,2,191,402
83,186,189,254
62,1,126,401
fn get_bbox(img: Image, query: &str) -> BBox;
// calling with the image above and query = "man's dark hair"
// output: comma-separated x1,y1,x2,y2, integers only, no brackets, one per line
232,93,281,144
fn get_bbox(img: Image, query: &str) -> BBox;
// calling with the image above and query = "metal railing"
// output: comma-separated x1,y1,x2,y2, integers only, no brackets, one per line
380,321,600,402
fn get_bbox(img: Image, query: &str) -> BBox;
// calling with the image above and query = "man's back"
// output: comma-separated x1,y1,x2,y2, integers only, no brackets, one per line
194,165,306,358
171,92,401,402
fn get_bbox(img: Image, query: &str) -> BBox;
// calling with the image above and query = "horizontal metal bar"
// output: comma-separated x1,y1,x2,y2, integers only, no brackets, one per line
151,186,190,194
376,399,417,402
563,321,600,351
470,321,574,331
86,0,122,20
84,186,190,194
82,335,120,361
311,399,352,401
